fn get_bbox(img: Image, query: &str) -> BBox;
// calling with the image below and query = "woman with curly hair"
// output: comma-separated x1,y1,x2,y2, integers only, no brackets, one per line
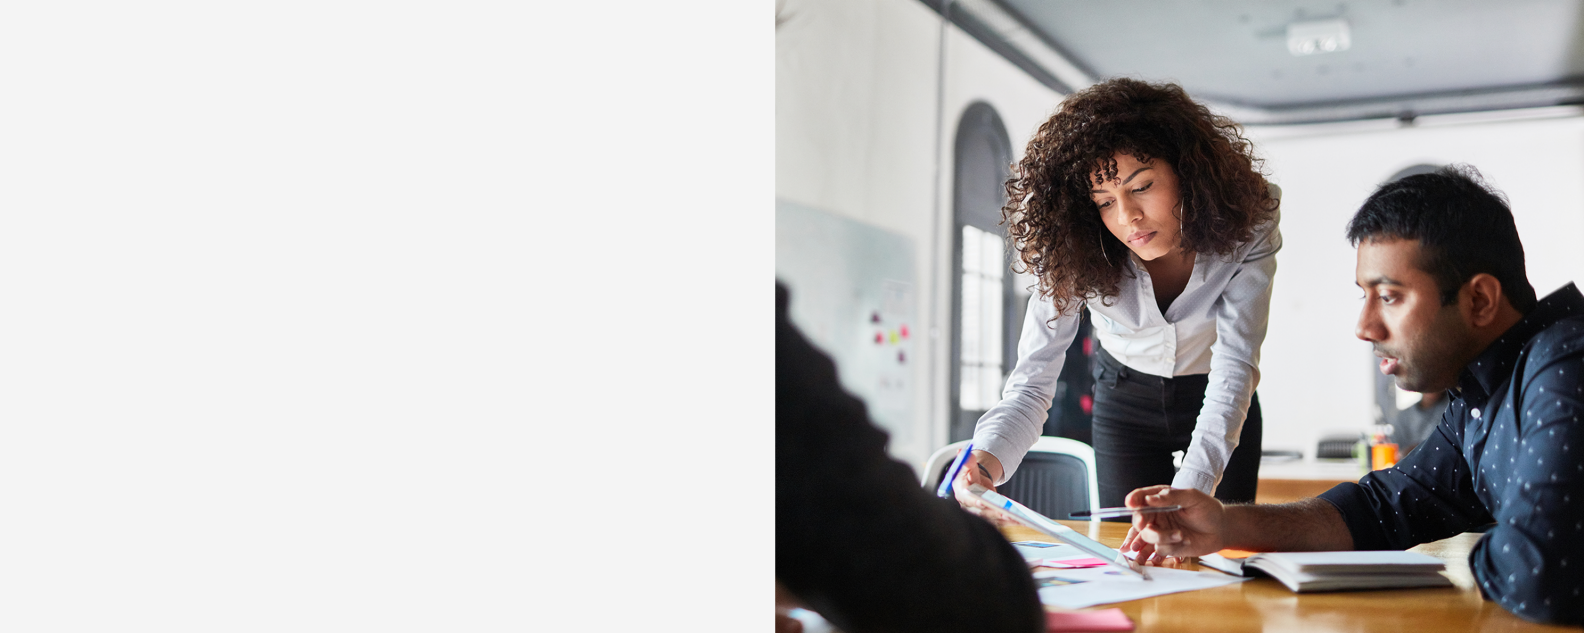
954,78,1281,521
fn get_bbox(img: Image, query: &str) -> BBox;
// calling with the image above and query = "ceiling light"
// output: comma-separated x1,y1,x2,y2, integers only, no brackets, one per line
1287,19,1351,56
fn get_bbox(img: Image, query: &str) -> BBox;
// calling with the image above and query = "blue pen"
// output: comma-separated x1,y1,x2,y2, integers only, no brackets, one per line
936,442,976,498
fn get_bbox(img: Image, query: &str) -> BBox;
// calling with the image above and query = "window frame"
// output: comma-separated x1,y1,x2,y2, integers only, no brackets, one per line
949,102,1016,442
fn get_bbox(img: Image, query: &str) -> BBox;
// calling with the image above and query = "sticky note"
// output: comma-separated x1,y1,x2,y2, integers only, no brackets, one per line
1046,608,1133,632
1040,557,1108,569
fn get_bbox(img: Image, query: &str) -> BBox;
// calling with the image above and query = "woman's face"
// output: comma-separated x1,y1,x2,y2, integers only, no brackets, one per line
1089,152,1183,261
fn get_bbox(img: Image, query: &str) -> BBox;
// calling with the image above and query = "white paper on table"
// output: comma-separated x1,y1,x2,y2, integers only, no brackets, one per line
1034,567,1139,583
1037,565,1247,609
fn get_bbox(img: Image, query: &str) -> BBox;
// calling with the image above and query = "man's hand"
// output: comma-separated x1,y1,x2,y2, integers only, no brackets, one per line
1121,485,1229,559
1119,524,1185,566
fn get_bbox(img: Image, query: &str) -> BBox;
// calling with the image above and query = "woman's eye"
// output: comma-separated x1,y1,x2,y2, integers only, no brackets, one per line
1095,199,1112,209
1132,182,1153,194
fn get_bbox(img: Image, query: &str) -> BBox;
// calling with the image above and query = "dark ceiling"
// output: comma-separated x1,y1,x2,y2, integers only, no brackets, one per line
925,0,1584,124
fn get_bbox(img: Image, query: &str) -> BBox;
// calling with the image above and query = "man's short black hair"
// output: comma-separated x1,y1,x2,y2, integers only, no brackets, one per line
1345,164,1537,313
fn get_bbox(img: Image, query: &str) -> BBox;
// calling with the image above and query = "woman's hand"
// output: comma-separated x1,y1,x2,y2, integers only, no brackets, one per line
963,450,1002,490
951,450,1016,527
1122,485,1229,558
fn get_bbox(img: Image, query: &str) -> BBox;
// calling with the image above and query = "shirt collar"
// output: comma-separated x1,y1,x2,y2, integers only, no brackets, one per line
1457,282,1584,400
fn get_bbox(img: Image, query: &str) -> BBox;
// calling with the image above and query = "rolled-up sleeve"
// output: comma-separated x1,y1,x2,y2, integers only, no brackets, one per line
1317,422,1493,551
971,293,1081,484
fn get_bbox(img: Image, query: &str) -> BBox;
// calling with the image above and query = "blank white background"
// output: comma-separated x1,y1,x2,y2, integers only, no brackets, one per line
0,1,765,630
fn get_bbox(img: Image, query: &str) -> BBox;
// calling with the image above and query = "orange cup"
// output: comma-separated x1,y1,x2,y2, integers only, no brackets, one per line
1371,443,1399,470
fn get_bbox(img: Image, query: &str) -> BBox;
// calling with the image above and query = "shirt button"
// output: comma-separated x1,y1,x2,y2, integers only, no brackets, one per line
1473,408,1482,419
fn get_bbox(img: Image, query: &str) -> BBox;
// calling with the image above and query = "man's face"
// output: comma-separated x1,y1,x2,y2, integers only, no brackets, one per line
1355,238,1477,393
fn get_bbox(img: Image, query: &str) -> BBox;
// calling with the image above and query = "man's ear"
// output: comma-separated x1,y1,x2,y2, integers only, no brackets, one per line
1463,273,1506,328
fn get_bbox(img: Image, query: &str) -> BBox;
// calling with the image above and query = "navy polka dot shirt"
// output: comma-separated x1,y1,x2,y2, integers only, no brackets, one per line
1319,283,1584,625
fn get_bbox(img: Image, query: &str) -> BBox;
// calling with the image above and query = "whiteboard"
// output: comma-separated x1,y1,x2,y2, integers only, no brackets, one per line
775,199,917,450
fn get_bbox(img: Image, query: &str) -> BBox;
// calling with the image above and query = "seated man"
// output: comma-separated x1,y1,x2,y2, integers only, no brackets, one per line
776,283,1042,633
1122,165,1584,625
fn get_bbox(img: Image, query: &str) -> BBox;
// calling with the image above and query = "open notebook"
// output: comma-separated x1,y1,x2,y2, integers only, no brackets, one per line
1198,550,1451,592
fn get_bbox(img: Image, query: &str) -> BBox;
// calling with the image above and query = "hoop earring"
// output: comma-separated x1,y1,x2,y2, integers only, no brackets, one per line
1176,201,1186,246
1098,226,1111,267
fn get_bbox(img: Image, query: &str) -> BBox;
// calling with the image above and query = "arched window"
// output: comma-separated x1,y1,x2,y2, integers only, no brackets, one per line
950,103,1015,441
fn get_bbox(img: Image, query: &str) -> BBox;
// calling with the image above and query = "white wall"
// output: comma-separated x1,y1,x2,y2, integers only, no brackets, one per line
1247,111,1584,459
776,0,1061,469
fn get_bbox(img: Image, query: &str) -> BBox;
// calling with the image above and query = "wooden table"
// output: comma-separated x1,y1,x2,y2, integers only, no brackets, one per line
1006,521,1577,632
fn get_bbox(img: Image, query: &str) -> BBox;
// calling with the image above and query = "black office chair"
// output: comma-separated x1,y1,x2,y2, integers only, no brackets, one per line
921,437,1099,520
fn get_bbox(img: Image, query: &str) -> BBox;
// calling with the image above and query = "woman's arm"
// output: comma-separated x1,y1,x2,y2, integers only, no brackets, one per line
970,292,1083,485
1174,207,1281,494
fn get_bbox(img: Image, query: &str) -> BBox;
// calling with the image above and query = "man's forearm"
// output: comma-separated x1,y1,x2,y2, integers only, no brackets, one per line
1223,498,1354,551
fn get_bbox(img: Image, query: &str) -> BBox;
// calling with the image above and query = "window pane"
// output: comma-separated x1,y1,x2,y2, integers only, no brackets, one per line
982,274,1002,368
959,224,1011,415
982,230,1005,280
960,273,981,364
960,363,981,411
962,225,982,274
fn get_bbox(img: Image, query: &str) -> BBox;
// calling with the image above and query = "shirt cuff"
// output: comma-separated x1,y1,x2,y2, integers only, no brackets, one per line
1316,482,1391,550
969,432,1022,487
1170,469,1217,496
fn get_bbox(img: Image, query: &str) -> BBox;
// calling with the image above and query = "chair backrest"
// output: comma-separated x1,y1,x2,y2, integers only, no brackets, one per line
919,436,1100,520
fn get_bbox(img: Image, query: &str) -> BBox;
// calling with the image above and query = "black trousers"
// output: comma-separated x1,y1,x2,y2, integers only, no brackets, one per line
1089,348,1262,514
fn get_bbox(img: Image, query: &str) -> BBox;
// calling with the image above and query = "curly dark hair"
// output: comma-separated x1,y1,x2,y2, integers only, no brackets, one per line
1005,78,1277,315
